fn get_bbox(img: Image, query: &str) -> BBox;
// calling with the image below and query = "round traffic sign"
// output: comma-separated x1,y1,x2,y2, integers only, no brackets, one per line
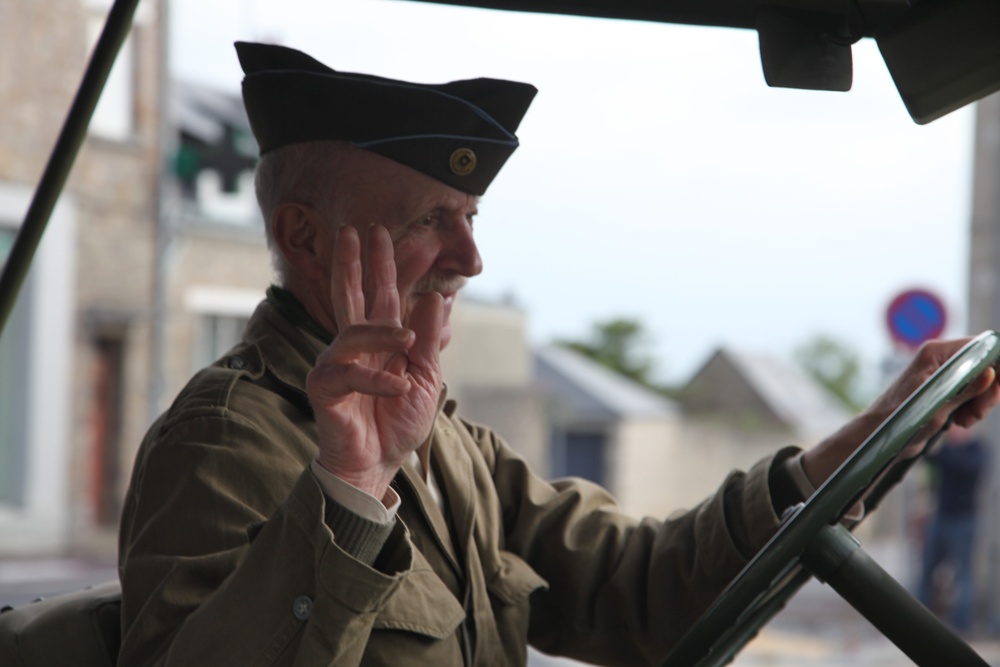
886,289,947,349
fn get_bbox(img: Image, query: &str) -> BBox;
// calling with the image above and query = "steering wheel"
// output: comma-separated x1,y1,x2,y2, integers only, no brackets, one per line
663,330,1000,667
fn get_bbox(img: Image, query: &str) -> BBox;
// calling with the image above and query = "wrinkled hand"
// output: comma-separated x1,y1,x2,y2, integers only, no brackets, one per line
802,337,1000,487
307,225,443,498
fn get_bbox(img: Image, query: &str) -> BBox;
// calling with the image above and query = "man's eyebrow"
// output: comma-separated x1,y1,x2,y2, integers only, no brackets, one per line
466,196,480,215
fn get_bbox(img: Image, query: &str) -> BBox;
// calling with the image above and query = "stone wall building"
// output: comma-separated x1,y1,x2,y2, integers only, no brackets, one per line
0,2,271,558
534,344,683,518
0,6,543,559
0,0,164,555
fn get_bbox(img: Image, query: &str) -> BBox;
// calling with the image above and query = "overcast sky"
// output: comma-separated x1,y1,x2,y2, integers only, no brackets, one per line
169,0,980,389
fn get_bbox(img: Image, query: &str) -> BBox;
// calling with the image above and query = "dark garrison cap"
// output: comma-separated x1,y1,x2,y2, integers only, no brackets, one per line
236,41,538,196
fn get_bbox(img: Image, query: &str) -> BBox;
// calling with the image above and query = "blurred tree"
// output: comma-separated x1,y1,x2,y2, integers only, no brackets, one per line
794,335,865,412
555,317,658,388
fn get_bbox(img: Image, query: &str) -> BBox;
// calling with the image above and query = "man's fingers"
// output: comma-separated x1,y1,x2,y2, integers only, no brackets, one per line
316,324,414,365
905,337,973,384
952,367,1000,426
364,225,401,323
405,292,443,370
307,361,410,401
938,361,999,420
332,225,365,328
961,365,997,398
910,360,1000,445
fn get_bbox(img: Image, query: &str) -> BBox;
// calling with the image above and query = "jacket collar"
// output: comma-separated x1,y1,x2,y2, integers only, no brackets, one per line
266,285,334,345
240,288,328,395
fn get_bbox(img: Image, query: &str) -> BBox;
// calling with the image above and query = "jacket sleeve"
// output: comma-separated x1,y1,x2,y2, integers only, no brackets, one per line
117,412,413,667
470,420,798,666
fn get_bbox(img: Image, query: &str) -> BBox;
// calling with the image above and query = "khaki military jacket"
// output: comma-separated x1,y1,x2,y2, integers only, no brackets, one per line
118,298,793,667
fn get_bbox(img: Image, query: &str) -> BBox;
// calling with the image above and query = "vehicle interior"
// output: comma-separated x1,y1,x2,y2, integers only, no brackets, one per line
1,0,998,665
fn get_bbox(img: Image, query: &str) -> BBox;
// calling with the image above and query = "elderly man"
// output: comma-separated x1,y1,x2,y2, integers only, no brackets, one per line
117,41,1000,666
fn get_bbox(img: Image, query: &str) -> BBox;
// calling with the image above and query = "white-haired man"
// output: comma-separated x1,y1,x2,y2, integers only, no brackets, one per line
117,41,1000,666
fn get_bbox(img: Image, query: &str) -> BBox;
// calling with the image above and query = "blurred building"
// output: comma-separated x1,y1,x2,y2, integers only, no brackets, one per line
676,347,856,516
0,4,547,559
681,347,853,441
152,78,270,433
534,344,682,518
531,345,855,520
442,296,550,475
0,0,165,556
0,2,270,558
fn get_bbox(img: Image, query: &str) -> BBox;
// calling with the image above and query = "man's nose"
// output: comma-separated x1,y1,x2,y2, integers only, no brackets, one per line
439,216,483,278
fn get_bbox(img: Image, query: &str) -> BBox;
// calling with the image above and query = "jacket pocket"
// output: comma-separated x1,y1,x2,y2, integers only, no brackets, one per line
364,553,467,665
372,552,465,638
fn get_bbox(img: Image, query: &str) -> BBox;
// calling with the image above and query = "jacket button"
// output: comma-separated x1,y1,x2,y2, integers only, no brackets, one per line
292,595,313,620
228,356,249,371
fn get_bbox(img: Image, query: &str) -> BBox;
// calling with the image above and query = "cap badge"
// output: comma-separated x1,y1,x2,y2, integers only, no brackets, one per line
449,148,477,176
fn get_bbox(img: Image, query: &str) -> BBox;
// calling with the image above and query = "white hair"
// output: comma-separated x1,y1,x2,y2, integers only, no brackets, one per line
253,141,352,285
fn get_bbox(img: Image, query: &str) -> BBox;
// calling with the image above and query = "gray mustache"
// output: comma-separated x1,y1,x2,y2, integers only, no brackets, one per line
412,275,467,294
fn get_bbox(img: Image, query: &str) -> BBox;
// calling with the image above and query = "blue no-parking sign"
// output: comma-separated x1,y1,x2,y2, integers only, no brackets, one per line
886,289,947,349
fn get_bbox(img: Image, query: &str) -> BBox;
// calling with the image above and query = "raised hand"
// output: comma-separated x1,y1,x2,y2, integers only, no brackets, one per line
802,337,1000,487
307,224,444,499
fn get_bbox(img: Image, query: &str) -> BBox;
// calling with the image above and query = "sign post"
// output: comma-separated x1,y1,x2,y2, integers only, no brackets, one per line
883,288,948,589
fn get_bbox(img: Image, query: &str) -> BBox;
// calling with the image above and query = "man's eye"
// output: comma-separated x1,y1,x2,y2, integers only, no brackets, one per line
419,215,435,226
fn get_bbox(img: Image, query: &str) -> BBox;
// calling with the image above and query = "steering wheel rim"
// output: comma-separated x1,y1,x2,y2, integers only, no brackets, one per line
662,330,1000,667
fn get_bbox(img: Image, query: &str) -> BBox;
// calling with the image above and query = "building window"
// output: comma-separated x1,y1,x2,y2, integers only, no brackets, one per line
0,229,30,507
86,10,137,141
196,313,250,369
551,429,608,488
0,181,76,553
173,82,260,227
187,287,262,371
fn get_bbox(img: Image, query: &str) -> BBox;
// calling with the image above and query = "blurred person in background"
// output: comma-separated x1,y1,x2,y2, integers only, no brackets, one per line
917,422,989,635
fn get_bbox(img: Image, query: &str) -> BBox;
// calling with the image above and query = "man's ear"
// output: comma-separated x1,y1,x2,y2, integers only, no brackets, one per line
271,203,329,281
